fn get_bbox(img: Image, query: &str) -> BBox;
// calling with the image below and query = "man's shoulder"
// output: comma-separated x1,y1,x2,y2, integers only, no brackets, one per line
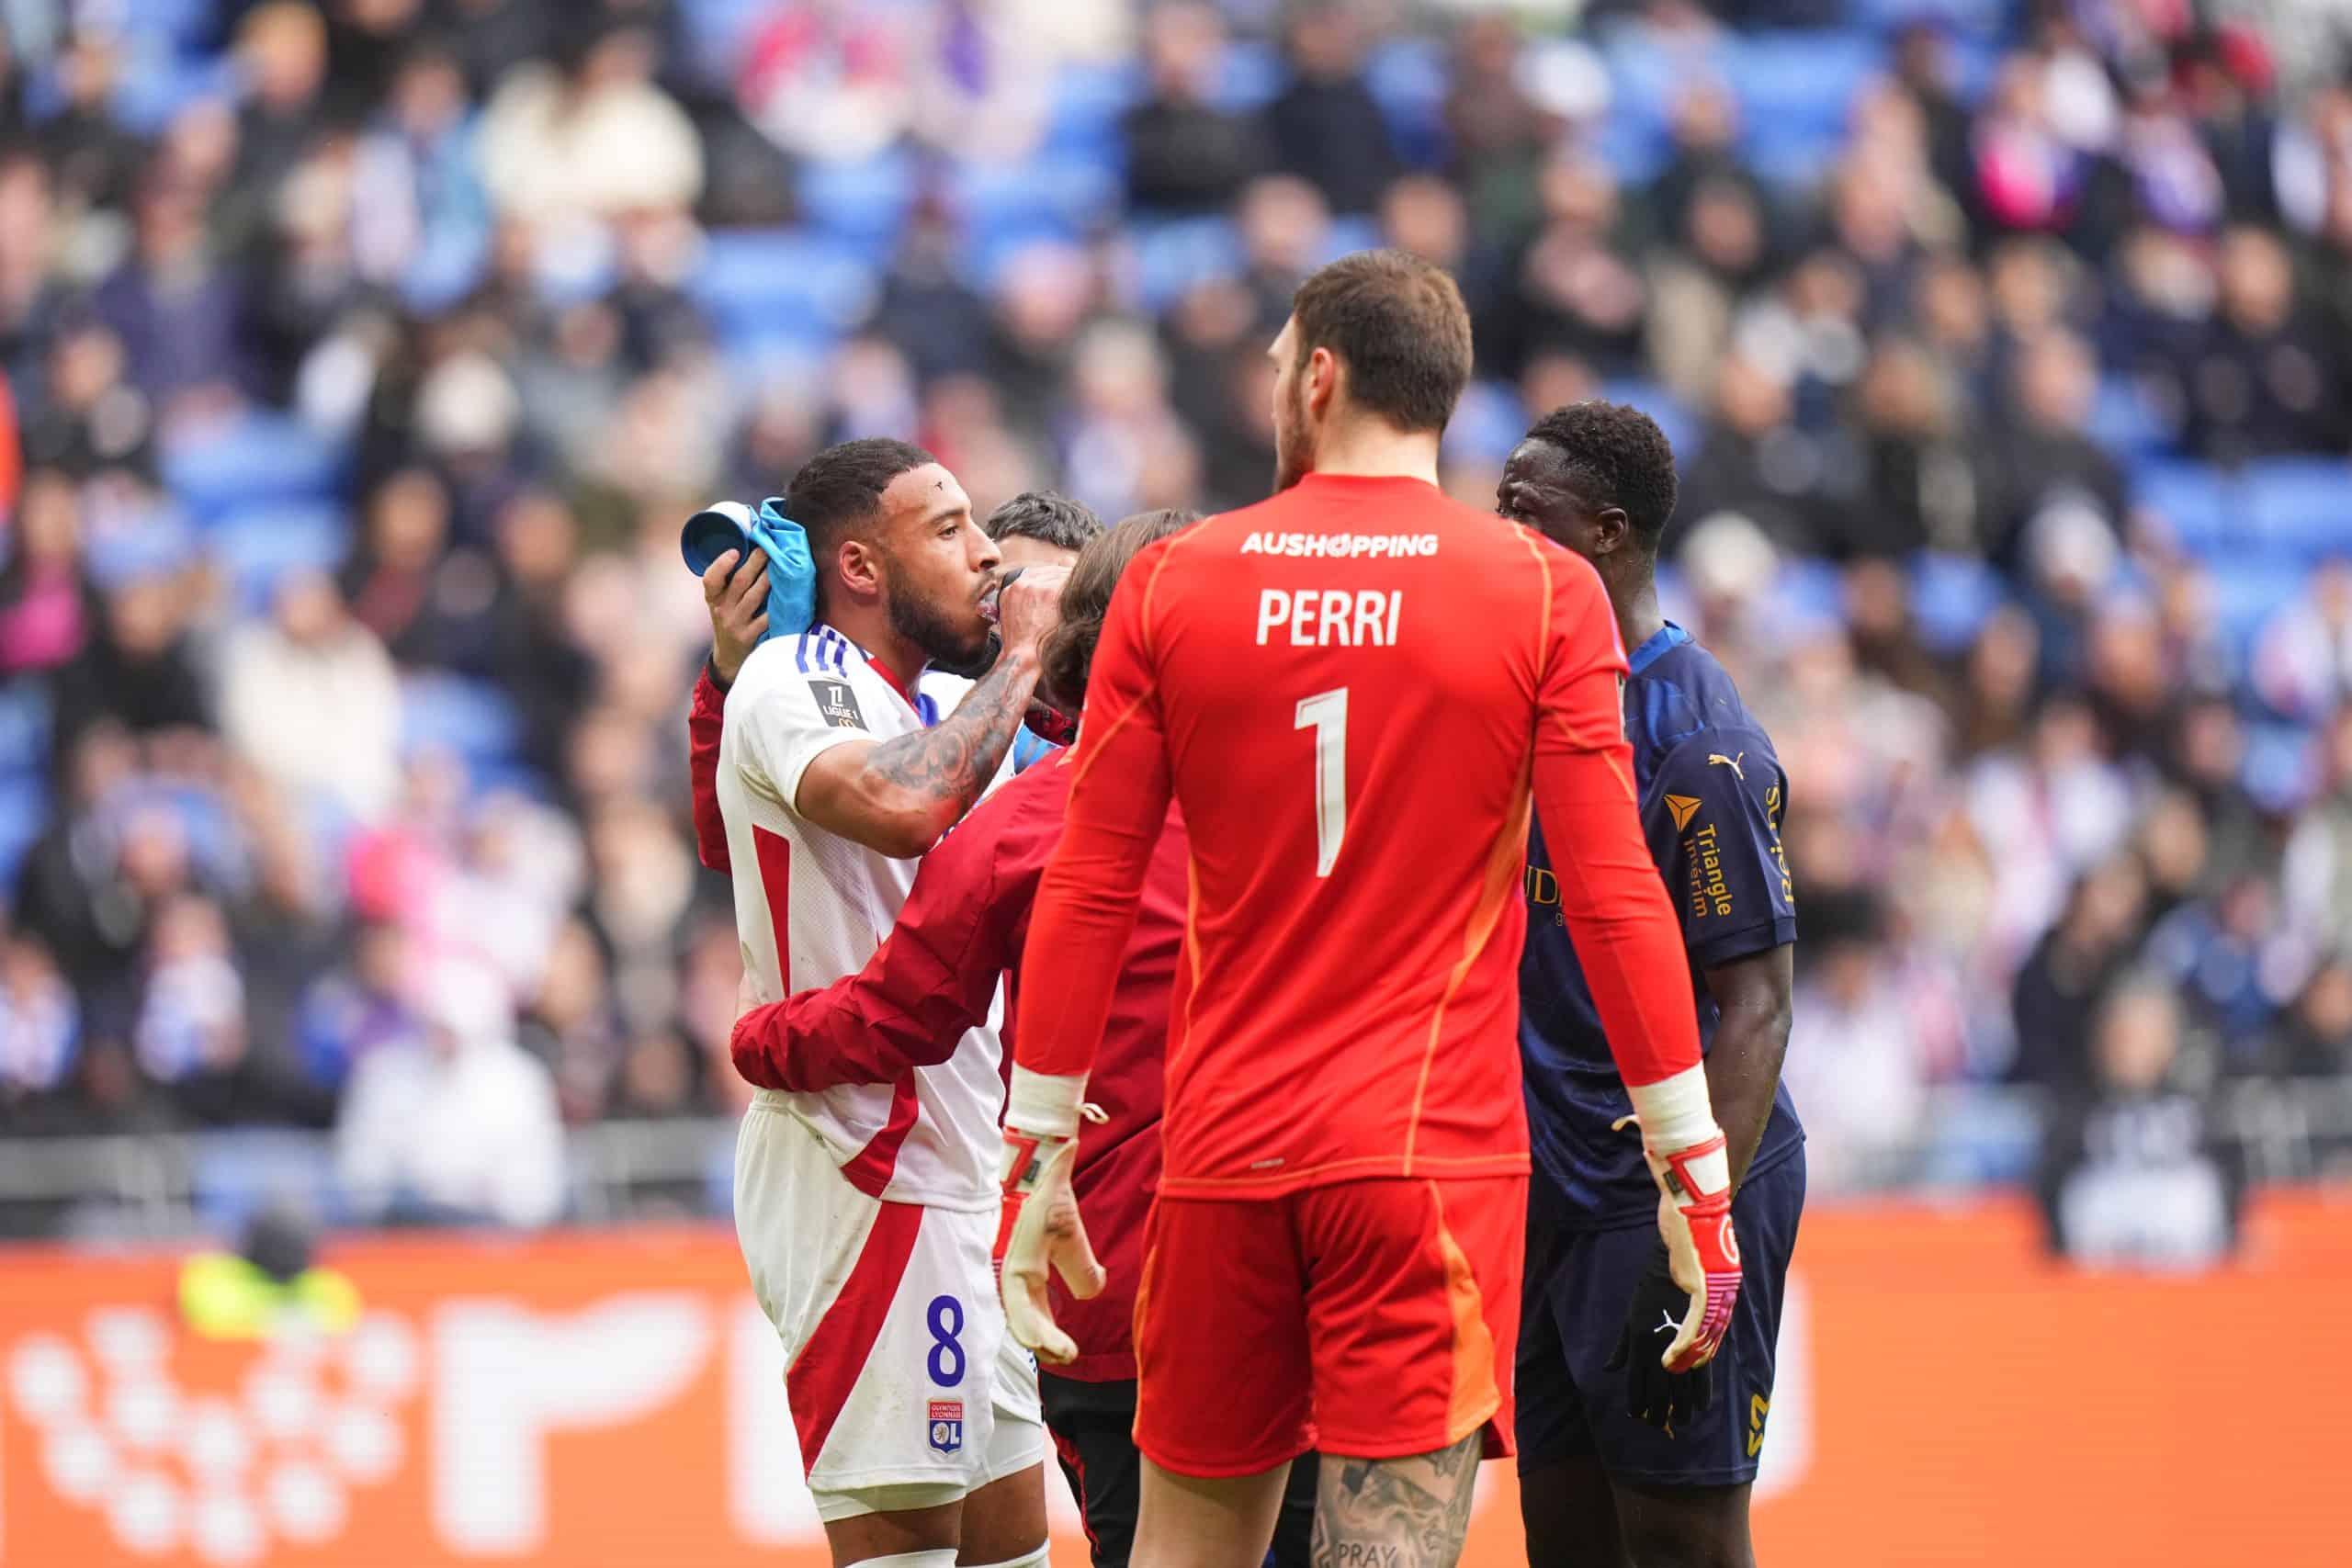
733,631,896,722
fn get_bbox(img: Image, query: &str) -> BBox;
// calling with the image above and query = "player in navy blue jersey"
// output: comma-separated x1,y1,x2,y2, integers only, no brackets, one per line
1497,401,1804,1568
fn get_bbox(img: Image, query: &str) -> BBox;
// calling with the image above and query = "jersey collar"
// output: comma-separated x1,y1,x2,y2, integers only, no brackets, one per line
1628,621,1691,677
811,622,939,727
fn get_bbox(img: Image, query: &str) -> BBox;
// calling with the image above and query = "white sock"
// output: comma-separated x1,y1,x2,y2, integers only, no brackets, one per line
960,1547,1051,1568
854,1552,958,1568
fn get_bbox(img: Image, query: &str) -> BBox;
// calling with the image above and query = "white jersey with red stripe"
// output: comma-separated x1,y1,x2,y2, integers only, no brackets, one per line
717,622,1013,1213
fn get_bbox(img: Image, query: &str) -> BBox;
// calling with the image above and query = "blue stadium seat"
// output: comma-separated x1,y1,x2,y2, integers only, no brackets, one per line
1133,217,1246,312
1215,40,1285,112
1443,380,1531,466
1364,37,1449,169
0,773,48,894
1598,378,1696,461
2132,457,2233,556
1910,550,2007,655
2242,721,2318,812
2244,458,2352,560
0,682,54,778
949,153,1120,241
1317,216,1384,265
679,0,773,85
797,152,920,262
2088,376,2173,457
162,413,346,523
211,504,350,613
1046,60,1140,158
2211,559,2306,649
401,673,523,763
111,51,237,137
688,229,880,345
1732,32,1880,145
1850,0,2013,40
190,1131,345,1240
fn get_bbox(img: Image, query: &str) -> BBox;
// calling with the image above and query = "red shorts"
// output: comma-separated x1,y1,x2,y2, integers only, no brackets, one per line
1130,1176,1525,1478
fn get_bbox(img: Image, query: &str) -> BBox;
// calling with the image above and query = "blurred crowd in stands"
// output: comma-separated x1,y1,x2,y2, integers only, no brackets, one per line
0,0,2347,1244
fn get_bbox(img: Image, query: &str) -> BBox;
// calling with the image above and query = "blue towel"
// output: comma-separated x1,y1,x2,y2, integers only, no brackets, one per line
680,499,818,643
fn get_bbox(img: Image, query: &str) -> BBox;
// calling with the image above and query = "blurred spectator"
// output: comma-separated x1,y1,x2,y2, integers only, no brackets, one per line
739,1,911,164
51,560,209,748
0,934,80,1119
1983,330,2128,572
335,960,563,1228
2276,954,2352,1077
290,918,417,1095
1265,1,1400,216
2177,225,2348,459
1783,908,1932,1191
39,28,143,215
2144,872,2294,1066
90,173,253,419
2284,708,2352,940
2010,855,2150,1088
220,571,402,823
1123,2,1267,215
0,470,100,676
135,894,270,1125
479,19,702,229
2039,973,2244,1270
2253,559,2352,723
1678,354,1838,552
235,3,335,207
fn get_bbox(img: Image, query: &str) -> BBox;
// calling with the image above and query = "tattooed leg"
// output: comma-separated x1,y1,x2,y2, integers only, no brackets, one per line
1310,1433,1483,1568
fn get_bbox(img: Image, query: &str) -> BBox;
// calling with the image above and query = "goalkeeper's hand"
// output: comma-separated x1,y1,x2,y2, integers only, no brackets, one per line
1605,1241,1715,1430
1616,1103,1743,1375
997,1069,1105,1367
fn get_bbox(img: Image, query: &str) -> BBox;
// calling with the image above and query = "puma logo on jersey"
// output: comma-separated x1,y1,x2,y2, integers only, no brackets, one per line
1664,794,1702,831
1708,751,1746,779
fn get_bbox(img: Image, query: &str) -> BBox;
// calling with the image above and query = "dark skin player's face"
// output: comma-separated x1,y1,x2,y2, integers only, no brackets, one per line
1496,439,1631,566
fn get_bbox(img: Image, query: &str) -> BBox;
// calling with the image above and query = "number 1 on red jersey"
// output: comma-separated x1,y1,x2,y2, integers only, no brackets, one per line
1295,686,1348,876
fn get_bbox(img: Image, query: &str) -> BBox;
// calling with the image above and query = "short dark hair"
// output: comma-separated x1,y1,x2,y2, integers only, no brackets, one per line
1521,400,1679,549
984,491,1102,553
1290,249,1472,434
1039,510,1200,715
783,437,937,570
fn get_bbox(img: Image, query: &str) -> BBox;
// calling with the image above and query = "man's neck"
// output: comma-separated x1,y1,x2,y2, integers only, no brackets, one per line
823,602,927,696
1308,419,1442,487
1611,567,1666,659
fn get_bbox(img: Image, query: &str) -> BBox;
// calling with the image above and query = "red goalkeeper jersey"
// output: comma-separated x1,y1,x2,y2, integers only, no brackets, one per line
1014,472,1704,1199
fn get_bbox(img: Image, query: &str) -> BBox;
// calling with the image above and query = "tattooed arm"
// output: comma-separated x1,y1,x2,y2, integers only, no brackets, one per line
794,644,1043,859
1311,1433,1484,1568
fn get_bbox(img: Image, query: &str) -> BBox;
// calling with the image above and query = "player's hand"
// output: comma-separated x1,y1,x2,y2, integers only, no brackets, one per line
1620,1117,1743,1374
1605,1241,1715,1430
988,564,1069,656
703,547,769,687
996,1126,1103,1367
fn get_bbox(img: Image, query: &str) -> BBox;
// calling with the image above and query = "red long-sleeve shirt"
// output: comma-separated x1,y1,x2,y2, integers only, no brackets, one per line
722,749,1181,1382
1015,476,1703,1199
689,664,731,874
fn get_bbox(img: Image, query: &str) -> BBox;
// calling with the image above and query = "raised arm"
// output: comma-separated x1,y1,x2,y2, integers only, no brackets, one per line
688,548,771,874
794,568,1067,858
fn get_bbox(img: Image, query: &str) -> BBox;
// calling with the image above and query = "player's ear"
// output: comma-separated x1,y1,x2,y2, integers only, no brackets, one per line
1593,506,1633,557
835,536,882,601
1306,345,1339,416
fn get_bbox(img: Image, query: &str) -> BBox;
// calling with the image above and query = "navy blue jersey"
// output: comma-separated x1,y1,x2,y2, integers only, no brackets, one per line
1520,623,1802,1227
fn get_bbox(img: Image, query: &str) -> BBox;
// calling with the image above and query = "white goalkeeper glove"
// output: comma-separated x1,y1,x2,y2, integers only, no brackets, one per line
1618,1066,1744,1374
997,1067,1106,1367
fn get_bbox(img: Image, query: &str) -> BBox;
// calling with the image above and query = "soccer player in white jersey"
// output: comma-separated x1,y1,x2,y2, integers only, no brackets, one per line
717,438,1067,1568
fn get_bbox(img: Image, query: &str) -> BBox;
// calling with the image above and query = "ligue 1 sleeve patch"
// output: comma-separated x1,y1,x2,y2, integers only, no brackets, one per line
808,678,866,730
927,1399,964,1454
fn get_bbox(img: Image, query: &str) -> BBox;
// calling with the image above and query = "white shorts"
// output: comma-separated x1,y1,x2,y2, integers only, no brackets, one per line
735,1103,1044,1520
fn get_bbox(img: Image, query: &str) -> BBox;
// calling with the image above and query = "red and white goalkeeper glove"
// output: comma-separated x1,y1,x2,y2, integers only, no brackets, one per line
1618,1066,1743,1374
997,1067,1106,1367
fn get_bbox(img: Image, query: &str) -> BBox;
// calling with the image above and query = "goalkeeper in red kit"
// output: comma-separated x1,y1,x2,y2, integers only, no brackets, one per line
997,251,1746,1568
